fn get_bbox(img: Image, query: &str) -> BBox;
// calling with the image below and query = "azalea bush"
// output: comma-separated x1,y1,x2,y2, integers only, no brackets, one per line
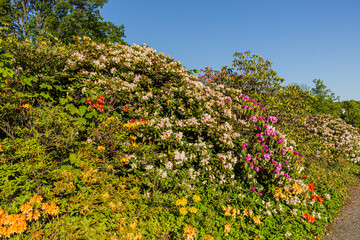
0,36,359,239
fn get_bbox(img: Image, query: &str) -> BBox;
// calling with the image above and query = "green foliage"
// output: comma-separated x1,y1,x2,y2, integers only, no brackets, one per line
310,79,341,116
340,100,360,132
0,26,14,79
232,51,285,97
1,0,126,44
0,37,359,240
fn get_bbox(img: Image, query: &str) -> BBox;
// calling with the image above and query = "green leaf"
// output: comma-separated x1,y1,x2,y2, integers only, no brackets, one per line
76,117,87,125
66,104,79,115
78,106,88,117
39,83,53,90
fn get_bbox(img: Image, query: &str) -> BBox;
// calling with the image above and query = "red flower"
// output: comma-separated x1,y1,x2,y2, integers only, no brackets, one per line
311,194,323,203
98,95,105,104
304,213,314,223
124,107,130,111
86,98,92,104
98,104,104,112
308,184,315,191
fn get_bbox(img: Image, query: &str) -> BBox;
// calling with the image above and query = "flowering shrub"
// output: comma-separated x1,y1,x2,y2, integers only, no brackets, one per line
305,114,360,164
0,36,359,239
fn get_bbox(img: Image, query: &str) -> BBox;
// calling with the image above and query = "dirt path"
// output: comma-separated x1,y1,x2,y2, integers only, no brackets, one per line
321,185,360,240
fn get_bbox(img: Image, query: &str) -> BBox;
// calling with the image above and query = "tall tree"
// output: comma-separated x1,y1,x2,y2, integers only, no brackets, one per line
0,0,126,44
311,79,340,115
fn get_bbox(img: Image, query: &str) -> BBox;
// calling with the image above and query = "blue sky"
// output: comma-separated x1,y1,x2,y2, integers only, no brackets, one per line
100,0,360,101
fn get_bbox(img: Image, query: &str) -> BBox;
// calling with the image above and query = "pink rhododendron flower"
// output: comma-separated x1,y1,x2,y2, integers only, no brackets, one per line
268,116,278,123
249,116,257,123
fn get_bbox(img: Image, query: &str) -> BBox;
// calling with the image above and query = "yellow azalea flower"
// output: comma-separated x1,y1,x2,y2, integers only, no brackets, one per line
22,104,32,109
179,207,188,215
188,206,198,214
97,146,105,152
175,198,188,206
41,41,46,45
201,235,214,240
130,135,137,140
292,182,303,195
192,195,201,202
253,215,261,225
120,158,128,164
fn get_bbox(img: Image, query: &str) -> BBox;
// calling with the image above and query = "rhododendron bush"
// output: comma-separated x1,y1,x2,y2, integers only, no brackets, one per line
0,36,359,239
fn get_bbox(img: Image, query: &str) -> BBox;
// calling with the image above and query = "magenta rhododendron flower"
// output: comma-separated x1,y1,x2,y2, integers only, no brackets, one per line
251,187,256,191
246,154,251,162
255,166,260,172
265,128,276,137
268,116,278,123
259,116,266,121
264,153,271,161
249,116,257,123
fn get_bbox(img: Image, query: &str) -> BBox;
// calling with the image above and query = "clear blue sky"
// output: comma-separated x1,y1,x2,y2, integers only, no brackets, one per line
100,0,360,101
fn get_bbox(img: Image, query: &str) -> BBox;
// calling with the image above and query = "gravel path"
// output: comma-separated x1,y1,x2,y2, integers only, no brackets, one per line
321,185,360,240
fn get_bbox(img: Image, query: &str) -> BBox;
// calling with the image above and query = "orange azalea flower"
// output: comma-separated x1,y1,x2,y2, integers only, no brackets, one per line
253,215,261,225
41,202,59,216
184,225,196,240
304,213,315,223
224,223,231,236
20,203,33,214
30,195,43,204
308,183,315,191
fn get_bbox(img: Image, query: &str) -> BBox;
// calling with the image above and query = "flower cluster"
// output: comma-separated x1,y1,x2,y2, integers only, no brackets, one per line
86,95,105,111
0,195,59,238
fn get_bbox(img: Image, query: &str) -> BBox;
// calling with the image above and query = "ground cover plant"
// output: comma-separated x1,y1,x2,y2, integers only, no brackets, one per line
1,36,360,240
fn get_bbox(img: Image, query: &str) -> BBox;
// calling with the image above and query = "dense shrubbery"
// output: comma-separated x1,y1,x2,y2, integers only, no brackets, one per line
0,35,359,239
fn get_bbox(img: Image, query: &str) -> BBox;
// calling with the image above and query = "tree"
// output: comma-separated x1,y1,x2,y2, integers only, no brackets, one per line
231,51,285,96
340,100,360,132
310,79,340,115
0,0,126,44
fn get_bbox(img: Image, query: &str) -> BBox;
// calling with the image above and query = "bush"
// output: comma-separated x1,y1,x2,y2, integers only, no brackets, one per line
1,37,359,239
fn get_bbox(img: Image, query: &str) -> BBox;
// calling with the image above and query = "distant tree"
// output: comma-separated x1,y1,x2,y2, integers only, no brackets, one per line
340,100,360,132
0,0,126,44
310,79,340,116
